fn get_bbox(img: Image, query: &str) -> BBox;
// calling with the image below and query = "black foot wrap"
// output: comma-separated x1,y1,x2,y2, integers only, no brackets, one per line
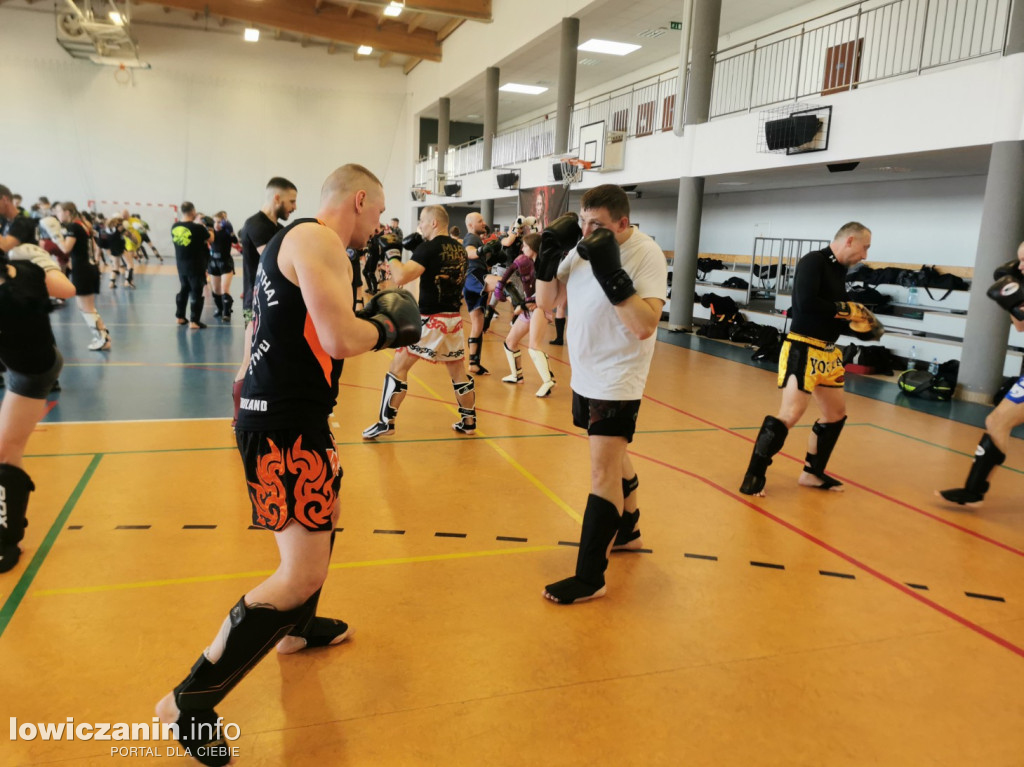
545,494,620,604
212,294,223,317
739,416,789,495
0,464,33,573
803,416,847,487
482,306,496,333
468,337,488,375
173,709,233,767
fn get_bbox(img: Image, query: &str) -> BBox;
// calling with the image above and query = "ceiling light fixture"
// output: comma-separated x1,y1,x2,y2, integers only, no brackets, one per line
578,39,641,56
244,27,260,42
383,2,404,17
499,83,548,95
357,45,373,55
108,11,124,25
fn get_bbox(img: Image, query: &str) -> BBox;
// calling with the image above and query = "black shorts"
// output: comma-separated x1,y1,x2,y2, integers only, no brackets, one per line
236,427,342,532
571,392,641,443
5,346,62,400
208,256,235,277
71,263,101,296
464,272,487,312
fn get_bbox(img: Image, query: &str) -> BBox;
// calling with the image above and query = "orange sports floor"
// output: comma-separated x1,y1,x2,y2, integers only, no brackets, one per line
1,269,1023,766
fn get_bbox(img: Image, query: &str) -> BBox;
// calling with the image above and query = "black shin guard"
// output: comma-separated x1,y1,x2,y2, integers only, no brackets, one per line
0,464,33,573
740,416,789,495
613,475,641,549
482,305,496,333
965,433,1006,494
285,532,349,648
551,317,566,345
212,294,223,317
804,416,847,487
172,597,310,764
545,494,620,604
468,335,488,374
222,293,233,318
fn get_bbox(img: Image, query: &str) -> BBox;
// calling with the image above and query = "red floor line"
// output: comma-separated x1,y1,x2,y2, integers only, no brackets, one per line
627,447,1024,661
643,394,1024,559
341,383,1024,657
44,401,57,415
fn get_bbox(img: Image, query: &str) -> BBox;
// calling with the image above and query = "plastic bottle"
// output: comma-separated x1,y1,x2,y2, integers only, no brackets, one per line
929,357,939,376
909,345,918,368
907,286,919,305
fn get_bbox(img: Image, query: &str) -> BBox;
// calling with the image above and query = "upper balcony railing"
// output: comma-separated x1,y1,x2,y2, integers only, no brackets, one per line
415,0,1011,184
711,0,1011,117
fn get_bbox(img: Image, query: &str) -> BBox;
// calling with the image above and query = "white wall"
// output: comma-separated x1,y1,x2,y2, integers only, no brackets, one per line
699,174,987,265
1,8,412,244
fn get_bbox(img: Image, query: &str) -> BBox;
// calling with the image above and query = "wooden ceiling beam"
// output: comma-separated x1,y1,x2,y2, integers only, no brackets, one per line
436,18,462,42
142,0,443,60
407,12,425,34
379,52,392,67
403,57,422,75
352,0,491,21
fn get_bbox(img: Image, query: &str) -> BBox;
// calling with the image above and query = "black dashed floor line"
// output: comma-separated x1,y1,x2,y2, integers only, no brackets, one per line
684,552,718,561
435,532,467,538
115,525,150,530
373,529,405,535
819,570,856,580
750,560,785,570
183,524,216,530
497,536,528,543
557,540,580,547
905,583,930,590
965,592,1005,602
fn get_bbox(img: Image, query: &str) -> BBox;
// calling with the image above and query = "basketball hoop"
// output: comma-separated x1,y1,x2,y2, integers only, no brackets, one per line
114,63,131,85
558,157,591,187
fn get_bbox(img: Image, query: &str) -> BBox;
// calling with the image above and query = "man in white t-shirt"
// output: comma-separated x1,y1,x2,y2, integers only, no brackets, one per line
535,184,668,604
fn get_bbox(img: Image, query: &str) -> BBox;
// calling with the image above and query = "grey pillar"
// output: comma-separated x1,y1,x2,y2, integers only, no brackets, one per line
668,177,705,330
958,140,1024,402
682,0,722,126
668,0,722,329
437,97,450,180
480,199,494,228
483,67,499,171
1006,0,1024,56
554,17,579,156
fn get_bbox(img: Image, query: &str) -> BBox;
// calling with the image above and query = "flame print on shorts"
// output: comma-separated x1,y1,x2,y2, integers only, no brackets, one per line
287,435,336,530
247,438,288,530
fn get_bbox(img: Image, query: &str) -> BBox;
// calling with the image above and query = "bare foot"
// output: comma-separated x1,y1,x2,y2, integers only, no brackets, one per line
155,691,179,726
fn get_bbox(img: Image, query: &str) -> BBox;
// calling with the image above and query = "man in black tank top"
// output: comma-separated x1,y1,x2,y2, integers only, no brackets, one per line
363,204,478,439
157,164,421,764
739,222,877,497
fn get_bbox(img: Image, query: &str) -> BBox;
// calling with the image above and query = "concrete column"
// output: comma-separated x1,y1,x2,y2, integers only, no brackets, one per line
437,97,450,181
958,140,1024,401
1006,0,1024,56
483,67,499,171
668,177,705,330
480,199,494,228
669,0,722,329
682,0,722,126
554,17,579,156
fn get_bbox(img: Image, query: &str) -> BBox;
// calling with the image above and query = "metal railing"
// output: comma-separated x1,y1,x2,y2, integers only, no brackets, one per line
711,0,1011,118
416,0,1011,181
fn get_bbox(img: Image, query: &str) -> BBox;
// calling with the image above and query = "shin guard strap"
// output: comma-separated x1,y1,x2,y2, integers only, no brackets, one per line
622,475,639,499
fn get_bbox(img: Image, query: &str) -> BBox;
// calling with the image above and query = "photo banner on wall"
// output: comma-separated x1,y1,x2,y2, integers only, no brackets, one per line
518,185,569,229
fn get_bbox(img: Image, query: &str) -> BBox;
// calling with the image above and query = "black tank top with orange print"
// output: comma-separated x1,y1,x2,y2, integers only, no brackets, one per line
236,218,345,431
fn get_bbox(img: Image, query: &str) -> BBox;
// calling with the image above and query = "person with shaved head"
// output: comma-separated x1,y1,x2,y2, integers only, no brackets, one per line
462,210,492,376
157,164,421,765
363,204,476,438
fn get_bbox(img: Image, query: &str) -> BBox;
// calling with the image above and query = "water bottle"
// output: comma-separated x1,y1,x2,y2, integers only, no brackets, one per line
929,357,939,376
907,286,919,305
909,345,918,369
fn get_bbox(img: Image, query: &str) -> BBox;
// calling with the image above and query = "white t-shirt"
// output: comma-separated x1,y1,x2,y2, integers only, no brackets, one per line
557,228,668,400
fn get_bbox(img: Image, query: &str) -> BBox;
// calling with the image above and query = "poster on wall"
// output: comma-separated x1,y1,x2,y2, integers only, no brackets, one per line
518,185,569,229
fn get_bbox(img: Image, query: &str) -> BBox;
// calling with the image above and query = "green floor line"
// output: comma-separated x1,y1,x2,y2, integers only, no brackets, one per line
866,423,1024,476
0,453,103,639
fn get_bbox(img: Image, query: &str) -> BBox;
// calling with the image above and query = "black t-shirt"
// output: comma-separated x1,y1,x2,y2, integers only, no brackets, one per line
790,247,849,344
0,261,57,374
240,211,281,310
212,228,235,259
171,220,211,273
2,215,38,247
236,218,345,431
98,227,126,257
65,222,95,268
410,235,467,314
462,232,486,277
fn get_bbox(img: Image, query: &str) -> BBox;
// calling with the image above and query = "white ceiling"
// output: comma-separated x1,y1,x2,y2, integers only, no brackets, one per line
422,0,813,123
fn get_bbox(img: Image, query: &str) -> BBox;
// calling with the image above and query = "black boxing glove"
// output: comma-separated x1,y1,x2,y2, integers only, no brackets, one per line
577,228,636,305
536,213,582,282
987,275,1024,321
993,259,1022,282
402,232,424,252
357,288,422,350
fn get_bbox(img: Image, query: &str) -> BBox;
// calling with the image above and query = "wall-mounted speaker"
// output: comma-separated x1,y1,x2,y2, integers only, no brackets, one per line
443,182,462,197
764,115,821,150
496,172,520,189
552,163,564,182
